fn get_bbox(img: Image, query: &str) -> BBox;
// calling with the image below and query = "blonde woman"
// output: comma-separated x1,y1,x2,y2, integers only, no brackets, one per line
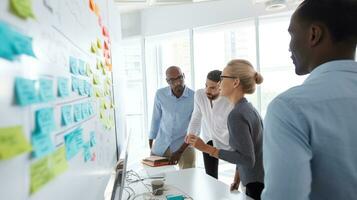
187,59,264,200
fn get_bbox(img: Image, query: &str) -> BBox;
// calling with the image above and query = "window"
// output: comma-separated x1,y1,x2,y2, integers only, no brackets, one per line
259,13,307,116
194,20,258,108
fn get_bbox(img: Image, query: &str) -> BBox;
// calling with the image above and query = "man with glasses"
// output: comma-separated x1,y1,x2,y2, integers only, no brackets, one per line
185,70,233,180
149,66,195,169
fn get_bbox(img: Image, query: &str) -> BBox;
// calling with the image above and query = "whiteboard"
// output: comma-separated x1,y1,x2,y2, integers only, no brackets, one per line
0,0,125,200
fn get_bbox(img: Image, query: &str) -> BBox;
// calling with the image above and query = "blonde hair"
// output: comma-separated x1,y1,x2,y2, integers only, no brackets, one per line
226,59,263,94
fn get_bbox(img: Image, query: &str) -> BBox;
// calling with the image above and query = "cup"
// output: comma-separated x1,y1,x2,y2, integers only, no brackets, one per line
151,180,164,195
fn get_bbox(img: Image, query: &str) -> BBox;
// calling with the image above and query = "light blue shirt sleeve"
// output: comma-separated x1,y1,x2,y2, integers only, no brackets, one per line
149,92,162,140
262,98,312,200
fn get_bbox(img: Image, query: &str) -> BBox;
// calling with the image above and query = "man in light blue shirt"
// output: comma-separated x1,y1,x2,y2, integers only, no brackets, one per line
263,0,357,200
149,66,195,169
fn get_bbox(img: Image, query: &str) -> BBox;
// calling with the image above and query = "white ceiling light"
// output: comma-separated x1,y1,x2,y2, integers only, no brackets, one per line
265,0,287,11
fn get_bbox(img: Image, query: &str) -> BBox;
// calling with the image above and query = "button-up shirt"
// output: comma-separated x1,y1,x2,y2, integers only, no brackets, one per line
263,60,357,200
188,89,233,150
149,86,194,156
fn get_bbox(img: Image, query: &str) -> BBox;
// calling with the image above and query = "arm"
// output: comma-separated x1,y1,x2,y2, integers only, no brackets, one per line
148,92,162,148
219,112,256,168
187,92,203,135
230,168,240,191
262,98,312,200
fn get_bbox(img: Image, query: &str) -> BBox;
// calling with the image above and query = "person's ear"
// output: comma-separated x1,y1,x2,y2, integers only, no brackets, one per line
233,79,240,88
309,23,323,47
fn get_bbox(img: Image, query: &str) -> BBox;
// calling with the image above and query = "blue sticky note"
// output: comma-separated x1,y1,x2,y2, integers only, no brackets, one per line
35,108,55,134
73,104,82,122
83,142,91,162
78,79,85,96
71,77,79,93
39,78,55,102
61,105,73,126
31,133,55,158
81,103,89,119
78,60,85,75
84,81,91,97
57,77,69,97
88,102,94,115
89,131,96,147
0,21,35,60
64,132,77,160
15,77,39,106
69,57,78,75
73,128,83,149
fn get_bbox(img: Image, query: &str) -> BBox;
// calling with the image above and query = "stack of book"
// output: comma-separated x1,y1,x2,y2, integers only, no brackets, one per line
142,156,170,167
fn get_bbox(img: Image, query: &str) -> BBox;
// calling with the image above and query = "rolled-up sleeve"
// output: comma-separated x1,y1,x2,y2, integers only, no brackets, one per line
149,92,162,139
262,98,312,200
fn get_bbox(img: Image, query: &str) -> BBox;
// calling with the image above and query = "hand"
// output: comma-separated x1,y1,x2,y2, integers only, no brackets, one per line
186,134,206,152
230,182,239,191
185,133,195,144
169,151,182,165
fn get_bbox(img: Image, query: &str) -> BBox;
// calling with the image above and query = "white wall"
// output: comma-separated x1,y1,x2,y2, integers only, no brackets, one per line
121,0,298,37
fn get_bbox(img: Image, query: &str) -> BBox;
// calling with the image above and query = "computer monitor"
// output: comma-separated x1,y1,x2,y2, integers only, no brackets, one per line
110,132,130,200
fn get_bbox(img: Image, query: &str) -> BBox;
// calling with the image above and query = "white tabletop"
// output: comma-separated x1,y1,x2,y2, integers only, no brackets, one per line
122,166,252,200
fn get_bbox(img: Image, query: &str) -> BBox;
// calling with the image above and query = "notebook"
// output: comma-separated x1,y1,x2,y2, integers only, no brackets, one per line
142,156,170,167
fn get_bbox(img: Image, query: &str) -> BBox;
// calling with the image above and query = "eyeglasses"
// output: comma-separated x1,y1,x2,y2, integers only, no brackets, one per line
220,75,237,81
166,74,184,84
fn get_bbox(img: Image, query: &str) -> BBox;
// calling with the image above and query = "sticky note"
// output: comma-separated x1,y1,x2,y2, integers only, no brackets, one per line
15,77,39,106
30,157,53,194
64,132,77,160
77,79,85,96
0,126,32,160
96,59,101,70
88,102,94,115
102,66,106,75
94,88,102,98
10,0,35,19
94,3,100,16
93,74,100,85
35,108,55,134
81,103,89,119
98,15,103,27
73,128,84,149
84,81,92,97
49,147,68,176
69,56,78,75
102,26,109,37
91,152,96,161
57,77,69,97
90,42,97,53
89,131,96,147
73,104,83,122
78,59,86,75
89,0,95,11
31,133,54,158
104,40,109,50
39,78,55,102
99,110,105,119
71,76,79,93
83,142,91,162
61,105,73,126
86,63,92,76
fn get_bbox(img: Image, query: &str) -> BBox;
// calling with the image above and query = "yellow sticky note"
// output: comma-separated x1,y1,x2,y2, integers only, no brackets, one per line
102,67,106,75
96,38,102,49
99,110,105,119
30,157,53,194
10,0,35,19
93,74,100,85
0,126,32,160
90,42,97,53
94,88,102,98
49,147,68,176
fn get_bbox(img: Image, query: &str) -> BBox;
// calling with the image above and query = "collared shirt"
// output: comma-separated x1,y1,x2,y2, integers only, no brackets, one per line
149,86,194,156
263,60,357,200
188,89,233,150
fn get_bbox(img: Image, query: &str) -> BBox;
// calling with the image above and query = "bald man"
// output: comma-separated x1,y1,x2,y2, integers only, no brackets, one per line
149,66,195,169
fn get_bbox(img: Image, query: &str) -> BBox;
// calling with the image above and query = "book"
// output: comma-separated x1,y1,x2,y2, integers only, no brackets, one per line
142,156,170,167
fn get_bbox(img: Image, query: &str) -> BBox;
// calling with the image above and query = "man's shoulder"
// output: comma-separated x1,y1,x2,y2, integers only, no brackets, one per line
156,87,170,95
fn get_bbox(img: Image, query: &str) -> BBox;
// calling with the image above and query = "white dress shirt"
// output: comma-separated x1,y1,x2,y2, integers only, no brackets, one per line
188,89,233,150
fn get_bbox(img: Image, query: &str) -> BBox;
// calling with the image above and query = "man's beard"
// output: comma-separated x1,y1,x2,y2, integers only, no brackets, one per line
206,93,218,100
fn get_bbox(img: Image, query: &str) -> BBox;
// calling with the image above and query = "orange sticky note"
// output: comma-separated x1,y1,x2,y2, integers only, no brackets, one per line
89,0,95,11
94,3,100,16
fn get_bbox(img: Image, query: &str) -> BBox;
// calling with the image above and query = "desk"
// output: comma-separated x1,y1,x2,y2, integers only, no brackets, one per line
122,167,252,200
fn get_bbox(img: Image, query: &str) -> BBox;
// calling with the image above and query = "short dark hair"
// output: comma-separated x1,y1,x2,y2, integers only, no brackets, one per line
296,0,357,44
207,70,222,82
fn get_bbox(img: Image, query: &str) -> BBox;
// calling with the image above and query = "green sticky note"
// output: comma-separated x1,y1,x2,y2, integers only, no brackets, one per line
0,126,32,160
39,78,55,102
31,133,54,159
57,77,69,97
35,108,55,134
73,104,83,122
15,77,39,106
10,0,35,19
61,105,73,126
30,157,53,194
49,147,68,176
